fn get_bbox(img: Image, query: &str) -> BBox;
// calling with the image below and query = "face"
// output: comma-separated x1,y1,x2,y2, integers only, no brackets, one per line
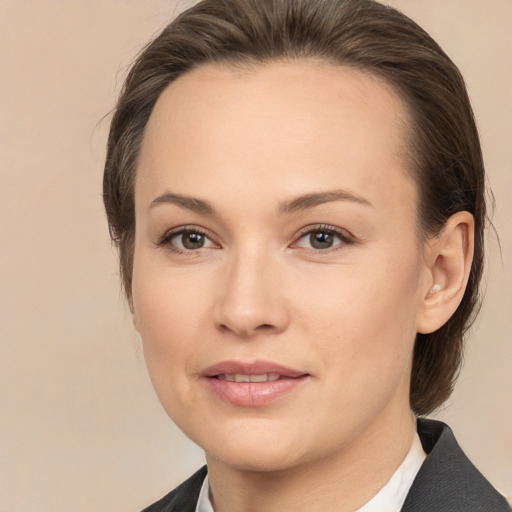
132,62,431,472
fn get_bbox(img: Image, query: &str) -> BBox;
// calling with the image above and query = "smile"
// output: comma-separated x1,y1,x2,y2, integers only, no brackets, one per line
203,361,309,407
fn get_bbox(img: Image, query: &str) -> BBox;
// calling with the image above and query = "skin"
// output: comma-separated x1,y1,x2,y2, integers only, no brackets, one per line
131,61,474,512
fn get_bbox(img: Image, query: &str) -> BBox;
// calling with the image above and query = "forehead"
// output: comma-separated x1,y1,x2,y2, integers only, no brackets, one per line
137,60,415,214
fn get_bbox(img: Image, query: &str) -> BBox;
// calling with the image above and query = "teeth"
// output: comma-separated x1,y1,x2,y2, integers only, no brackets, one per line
218,373,281,382
248,374,268,383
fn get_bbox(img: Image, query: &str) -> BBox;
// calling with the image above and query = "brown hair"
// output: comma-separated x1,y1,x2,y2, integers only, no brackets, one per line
103,0,486,415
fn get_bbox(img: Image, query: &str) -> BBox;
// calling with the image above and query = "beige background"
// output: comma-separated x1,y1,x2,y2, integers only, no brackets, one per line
0,1,510,511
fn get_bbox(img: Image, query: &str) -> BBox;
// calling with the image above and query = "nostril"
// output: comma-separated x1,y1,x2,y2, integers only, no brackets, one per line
218,324,231,333
217,322,277,337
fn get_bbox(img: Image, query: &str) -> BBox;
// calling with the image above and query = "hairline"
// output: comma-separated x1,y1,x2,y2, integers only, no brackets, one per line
132,56,426,248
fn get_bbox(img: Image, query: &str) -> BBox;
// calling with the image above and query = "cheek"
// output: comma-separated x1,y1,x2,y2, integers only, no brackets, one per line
131,260,213,398
133,247,211,334
295,252,422,378
286,260,422,449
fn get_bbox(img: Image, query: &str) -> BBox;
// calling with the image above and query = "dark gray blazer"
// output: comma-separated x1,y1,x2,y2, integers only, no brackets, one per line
141,419,510,512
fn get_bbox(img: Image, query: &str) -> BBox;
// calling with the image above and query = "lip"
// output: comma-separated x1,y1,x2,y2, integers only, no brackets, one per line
202,360,309,408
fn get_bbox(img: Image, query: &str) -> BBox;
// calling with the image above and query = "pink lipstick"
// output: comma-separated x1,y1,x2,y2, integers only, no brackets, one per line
202,360,309,407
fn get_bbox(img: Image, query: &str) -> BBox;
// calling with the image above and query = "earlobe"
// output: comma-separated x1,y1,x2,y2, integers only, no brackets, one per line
416,211,475,334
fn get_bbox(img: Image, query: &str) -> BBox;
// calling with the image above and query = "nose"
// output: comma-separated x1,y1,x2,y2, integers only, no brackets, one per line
213,249,290,338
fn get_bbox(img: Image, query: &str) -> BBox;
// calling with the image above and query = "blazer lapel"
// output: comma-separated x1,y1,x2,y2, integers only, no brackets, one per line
401,419,509,511
141,466,206,512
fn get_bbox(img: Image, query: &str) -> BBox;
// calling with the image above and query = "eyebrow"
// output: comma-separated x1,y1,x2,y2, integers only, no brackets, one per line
278,190,372,213
150,193,216,215
149,189,372,215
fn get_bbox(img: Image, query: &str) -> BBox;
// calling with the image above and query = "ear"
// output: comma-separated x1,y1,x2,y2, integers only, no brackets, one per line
416,211,475,334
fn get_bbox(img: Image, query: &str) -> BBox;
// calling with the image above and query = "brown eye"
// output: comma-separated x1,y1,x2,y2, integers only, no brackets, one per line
309,232,335,249
159,229,217,252
293,225,353,252
180,232,206,249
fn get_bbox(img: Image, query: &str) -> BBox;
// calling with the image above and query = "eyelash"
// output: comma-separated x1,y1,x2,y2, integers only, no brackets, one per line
155,224,355,254
293,224,355,252
155,226,215,254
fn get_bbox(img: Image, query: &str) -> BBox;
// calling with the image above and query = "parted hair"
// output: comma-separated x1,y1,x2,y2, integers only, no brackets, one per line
103,0,486,415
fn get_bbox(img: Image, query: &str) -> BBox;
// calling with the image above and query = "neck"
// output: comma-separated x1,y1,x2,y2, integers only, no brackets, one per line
206,406,416,512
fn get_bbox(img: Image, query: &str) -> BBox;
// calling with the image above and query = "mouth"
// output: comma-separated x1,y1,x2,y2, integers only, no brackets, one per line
202,361,309,407
203,360,307,378
216,373,282,382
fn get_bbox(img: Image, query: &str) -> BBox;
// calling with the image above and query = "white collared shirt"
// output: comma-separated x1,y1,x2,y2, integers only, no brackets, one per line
355,432,426,511
196,475,215,512
196,432,426,512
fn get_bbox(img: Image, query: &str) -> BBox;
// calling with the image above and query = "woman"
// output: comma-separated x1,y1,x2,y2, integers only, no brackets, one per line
103,0,510,510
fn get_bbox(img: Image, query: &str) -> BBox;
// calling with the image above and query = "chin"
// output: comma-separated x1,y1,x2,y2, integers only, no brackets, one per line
206,442,305,473
186,418,310,473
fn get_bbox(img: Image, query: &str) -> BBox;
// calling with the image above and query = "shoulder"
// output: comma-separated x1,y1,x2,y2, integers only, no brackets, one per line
140,466,207,512
401,418,510,512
